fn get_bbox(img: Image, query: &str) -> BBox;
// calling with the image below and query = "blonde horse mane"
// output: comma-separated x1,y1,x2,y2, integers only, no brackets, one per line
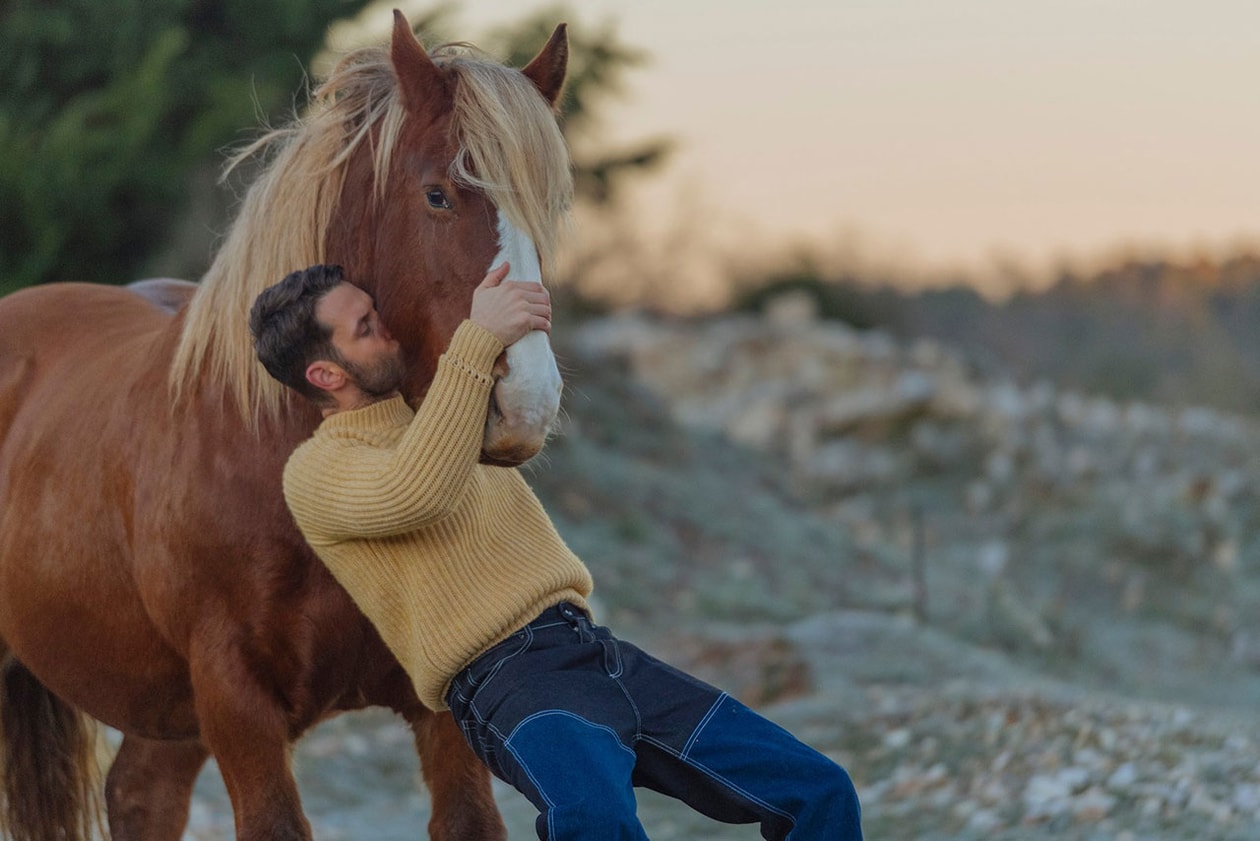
169,39,573,426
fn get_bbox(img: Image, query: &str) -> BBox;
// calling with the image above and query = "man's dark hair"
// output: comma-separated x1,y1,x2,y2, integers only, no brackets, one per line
249,264,347,404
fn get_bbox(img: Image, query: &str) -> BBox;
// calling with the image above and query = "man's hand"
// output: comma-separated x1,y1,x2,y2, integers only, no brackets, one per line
470,262,552,347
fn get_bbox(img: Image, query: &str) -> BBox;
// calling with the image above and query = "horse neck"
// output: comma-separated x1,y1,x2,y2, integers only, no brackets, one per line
161,307,322,446
324,149,380,293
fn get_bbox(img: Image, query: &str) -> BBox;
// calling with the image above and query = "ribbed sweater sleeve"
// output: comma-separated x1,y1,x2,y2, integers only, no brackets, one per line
281,320,593,710
283,320,503,541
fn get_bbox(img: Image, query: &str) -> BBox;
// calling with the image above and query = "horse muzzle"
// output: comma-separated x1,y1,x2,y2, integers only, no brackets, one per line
482,330,562,465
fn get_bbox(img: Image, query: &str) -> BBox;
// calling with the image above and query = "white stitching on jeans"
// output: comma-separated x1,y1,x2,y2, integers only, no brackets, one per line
603,639,624,678
473,624,533,699
682,691,728,760
639,732,796,824
503,710,637,840
505,709,637,760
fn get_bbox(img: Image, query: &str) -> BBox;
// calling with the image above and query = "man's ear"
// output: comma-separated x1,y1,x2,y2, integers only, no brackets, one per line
305,360,345,393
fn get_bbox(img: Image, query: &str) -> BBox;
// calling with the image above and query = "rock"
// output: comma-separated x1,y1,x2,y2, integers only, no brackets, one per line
1071,786,1116,822
763,290,818,326
1107,762,1138,789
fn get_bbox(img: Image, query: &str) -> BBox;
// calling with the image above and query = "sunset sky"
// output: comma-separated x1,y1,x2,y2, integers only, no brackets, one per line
424,0,1259,291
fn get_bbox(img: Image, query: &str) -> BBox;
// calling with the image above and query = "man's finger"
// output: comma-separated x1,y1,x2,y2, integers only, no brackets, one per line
479,262,511,288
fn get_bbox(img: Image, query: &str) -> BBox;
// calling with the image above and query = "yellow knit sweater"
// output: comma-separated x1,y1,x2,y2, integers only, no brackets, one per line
283,320,593,710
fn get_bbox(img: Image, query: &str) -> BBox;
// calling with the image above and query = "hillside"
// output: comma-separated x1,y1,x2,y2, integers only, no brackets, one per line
735,252,1260,413
183,299,1260,839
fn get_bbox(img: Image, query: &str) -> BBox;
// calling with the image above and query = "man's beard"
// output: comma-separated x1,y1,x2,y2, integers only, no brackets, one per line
342,351,405,398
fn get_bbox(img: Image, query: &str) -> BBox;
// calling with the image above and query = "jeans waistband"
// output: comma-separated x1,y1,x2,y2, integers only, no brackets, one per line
533,601,590,629
470,601,592,667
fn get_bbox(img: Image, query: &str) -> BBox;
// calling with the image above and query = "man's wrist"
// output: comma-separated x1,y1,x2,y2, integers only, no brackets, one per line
447,320,505,374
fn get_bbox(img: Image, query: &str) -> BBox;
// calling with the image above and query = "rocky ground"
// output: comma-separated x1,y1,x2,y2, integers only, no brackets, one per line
182,299,1260,839
184,613,1260,839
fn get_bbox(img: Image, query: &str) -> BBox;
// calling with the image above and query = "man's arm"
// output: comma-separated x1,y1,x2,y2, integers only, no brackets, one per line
283,320,500,540
283,265,551,541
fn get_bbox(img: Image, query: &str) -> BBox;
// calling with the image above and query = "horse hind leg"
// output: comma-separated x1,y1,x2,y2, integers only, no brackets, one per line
412,709,507,841
191,646,313,841
0,657,104,841
105,734,209,840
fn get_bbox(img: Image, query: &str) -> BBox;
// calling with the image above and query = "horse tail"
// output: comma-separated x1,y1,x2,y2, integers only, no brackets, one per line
0,657,104,841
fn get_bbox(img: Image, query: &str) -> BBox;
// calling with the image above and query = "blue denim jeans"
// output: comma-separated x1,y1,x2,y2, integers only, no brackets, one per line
445,603,862,840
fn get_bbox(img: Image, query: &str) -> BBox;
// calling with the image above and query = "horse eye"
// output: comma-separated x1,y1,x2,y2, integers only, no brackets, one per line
426,188,451,210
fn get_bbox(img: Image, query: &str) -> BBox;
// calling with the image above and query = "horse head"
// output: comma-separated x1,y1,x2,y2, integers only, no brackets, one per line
334,11,571,466
172,11,570,464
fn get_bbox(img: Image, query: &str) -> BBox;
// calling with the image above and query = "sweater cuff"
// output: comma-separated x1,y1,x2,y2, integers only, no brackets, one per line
445,320,505,376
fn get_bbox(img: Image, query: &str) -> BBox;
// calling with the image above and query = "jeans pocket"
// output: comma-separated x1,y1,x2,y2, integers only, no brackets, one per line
462,626,533,699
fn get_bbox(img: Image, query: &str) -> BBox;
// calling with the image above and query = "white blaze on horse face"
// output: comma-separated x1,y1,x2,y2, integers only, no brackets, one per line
484,214,563,456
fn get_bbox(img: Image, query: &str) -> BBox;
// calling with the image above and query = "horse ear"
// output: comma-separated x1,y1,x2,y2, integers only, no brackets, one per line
521,23,569,110
391,9,445,113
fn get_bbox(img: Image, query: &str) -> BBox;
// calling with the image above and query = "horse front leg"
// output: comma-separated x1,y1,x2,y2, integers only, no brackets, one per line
412,709,507,841
191,652,311,841
105,735,209,840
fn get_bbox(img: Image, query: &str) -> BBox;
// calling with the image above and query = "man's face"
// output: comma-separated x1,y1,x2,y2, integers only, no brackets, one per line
314,282,404,397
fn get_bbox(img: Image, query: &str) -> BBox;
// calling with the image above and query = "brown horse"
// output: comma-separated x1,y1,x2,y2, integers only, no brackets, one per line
0,11,573,840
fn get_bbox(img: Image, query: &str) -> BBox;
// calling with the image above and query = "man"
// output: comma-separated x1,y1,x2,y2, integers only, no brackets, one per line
249,263,863,839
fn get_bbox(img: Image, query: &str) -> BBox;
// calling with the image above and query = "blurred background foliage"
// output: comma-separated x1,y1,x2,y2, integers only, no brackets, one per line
1,0,373,292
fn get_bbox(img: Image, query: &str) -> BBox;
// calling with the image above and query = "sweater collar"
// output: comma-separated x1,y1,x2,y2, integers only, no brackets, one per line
320,394,414,431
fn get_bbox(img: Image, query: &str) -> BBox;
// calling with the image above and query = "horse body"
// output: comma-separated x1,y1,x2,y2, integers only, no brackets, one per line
0,13,572,840
0,284,383,723
1,284,200,737
1,282,360,735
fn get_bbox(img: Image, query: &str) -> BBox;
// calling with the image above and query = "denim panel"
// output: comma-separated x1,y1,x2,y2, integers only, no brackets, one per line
658,693,862,838
504,710,647,841
609,641,728,753
464,635,637,755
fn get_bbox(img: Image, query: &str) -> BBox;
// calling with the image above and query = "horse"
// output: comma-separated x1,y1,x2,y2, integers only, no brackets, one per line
0,10,573,840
